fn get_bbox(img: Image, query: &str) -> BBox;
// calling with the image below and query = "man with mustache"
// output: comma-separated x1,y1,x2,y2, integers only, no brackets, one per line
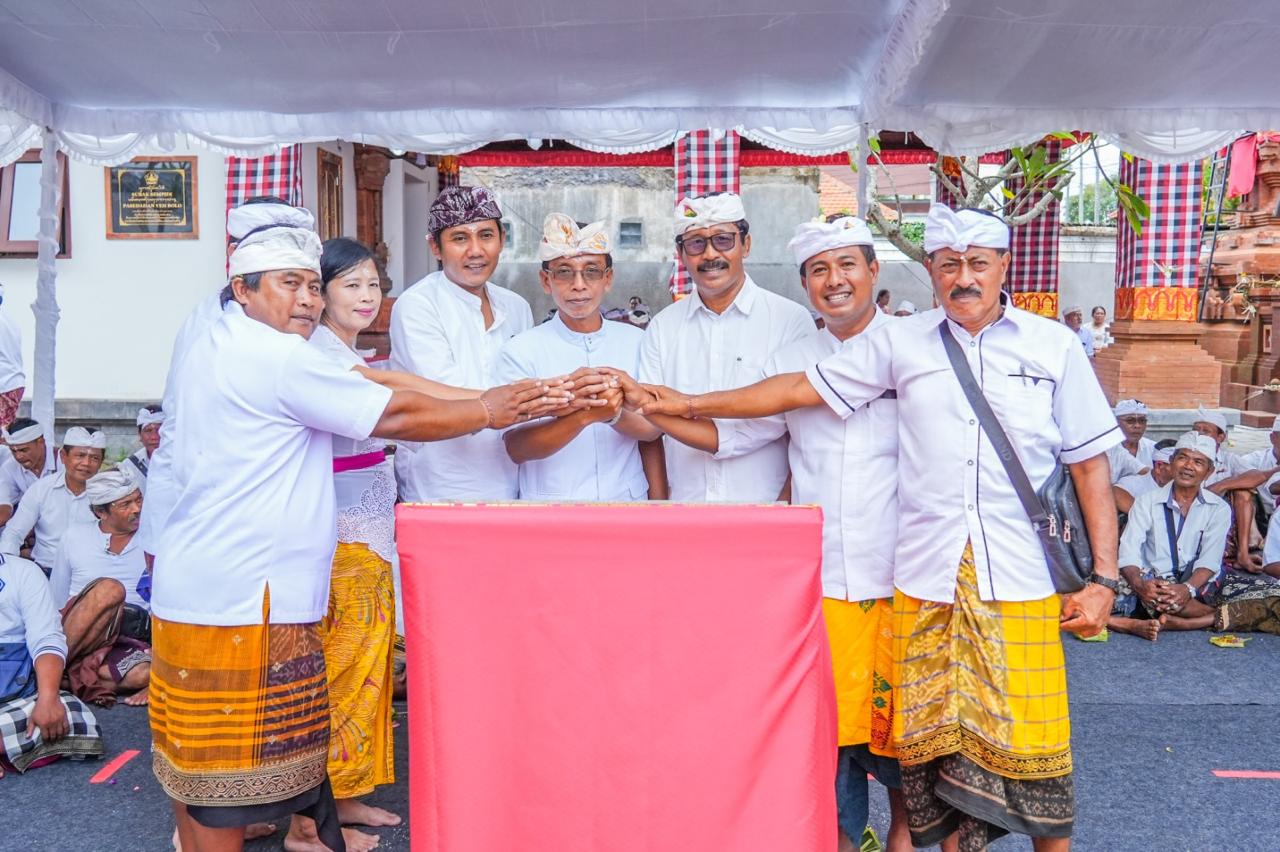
634,205,1122,851
49,468,152,707
633,192,814,502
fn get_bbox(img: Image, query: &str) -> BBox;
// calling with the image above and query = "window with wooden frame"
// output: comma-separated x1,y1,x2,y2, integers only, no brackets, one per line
0,149,71,257
317,149,343,241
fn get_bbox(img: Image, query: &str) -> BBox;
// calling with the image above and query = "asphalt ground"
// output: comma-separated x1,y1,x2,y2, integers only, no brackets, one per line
2,631,1278,851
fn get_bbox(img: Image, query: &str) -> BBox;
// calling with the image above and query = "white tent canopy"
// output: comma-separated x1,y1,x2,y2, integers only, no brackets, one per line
2,0,1279,166
2,0,1280,431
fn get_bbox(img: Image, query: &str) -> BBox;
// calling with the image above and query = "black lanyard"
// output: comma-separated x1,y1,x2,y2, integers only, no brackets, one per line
1162,503,1202,582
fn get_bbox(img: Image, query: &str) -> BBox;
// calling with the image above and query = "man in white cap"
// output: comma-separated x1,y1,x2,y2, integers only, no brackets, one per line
151,220,550,852
633,204,1122,850
117,405,163,494
1111,431,1230,640
1227,413,1280,525
893,300,917,317
635,191,814,502
51,468,151,707
0,427,103,572
634,216,908,850
1115,443,1176,512
389,186,535,503
495,214,655,501
0,417,58,528
138,197,315,558
1112,399,1156,467
1193,405,1280,570
1061,305,1094,357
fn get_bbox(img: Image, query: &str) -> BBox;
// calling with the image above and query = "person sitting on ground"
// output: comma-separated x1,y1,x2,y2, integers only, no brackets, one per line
893,300,917,317
1115,444,1175,514
0,428,104,574
1193,407,1280,571
0,419,57,529
0,551,104,773
1111,432,1230,641
1230,414,1280,529
117,406,163,494
1106,399,1154,486
1062,305,1095,357
49,469,150,707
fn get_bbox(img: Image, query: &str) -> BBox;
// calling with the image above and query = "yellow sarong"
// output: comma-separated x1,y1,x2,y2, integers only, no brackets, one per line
822,596,895,756
322,542,396,799
890,543,1071,780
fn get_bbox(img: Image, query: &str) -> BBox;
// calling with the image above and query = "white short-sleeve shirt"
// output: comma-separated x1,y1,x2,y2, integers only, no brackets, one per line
137,291,229,554
807,299,1121,603
717,311,898,601
638,276,815,502
495,315,649,502
388,271,533,502
49,522,148,609
0,446,57,509
151,310,393,626
0,554,66,701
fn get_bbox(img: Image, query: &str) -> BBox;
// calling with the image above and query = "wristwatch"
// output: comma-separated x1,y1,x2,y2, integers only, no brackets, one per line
1088,573,1119,593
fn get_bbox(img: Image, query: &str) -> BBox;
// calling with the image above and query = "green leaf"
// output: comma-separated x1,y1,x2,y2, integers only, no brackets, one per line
1048,131,1078,142
1002,186,1015,199
1122,151,1135,164
867,134,881,155
846,150,858,174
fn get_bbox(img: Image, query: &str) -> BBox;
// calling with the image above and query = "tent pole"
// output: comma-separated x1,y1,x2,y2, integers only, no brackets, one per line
31,130,61,444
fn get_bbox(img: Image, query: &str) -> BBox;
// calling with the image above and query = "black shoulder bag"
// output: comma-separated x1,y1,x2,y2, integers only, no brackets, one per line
938,322,1093,593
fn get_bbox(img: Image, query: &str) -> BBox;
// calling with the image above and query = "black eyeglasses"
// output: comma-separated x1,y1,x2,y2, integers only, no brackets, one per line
677,232,740,256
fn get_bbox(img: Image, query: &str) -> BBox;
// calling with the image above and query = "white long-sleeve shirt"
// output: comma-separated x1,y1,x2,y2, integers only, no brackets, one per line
0,306,25,394
389,271,533,501
0,471,96,570
494,315,649,502
716,311,897,601
808,298,1121,603
638,276,815,502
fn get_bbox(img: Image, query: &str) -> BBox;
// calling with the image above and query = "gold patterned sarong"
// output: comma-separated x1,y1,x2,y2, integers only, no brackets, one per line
891,543,1071,780
149,601,330,807
822,597,895,755
321,542,396,799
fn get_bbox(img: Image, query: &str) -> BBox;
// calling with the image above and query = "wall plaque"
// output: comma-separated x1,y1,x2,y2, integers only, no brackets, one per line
105,157,198,239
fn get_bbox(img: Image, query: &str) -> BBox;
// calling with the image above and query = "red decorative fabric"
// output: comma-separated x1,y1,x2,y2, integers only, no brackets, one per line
398,502,836,852
224,144,304,233
1004,140,1063,294
670,130,741,297
1115,156,1203,288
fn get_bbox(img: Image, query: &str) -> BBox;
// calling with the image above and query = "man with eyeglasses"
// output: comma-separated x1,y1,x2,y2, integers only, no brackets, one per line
633,192,815,502
495,214,656,500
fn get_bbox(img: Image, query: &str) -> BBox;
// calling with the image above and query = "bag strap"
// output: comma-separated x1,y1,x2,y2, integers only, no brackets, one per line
1162,504,1183,580
937,321,1047,528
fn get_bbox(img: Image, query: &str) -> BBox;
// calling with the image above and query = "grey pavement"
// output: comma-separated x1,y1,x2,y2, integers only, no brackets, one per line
2,633,1279,851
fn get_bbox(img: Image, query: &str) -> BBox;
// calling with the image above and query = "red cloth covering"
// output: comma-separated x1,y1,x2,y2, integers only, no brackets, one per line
1227,132,1280,199
398,503,836,852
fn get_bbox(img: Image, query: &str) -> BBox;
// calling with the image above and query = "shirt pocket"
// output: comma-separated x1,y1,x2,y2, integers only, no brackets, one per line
867,395,899,456
994,373,1055,438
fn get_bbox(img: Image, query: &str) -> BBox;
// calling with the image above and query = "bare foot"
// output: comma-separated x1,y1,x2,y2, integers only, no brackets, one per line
1237,551,1264,572
122,689,149,706
337,798,402,828
1133,617,1163,642
245,822,277,840
285,817,380,852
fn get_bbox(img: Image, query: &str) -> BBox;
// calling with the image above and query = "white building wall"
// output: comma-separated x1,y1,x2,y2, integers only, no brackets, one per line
0,143,229,400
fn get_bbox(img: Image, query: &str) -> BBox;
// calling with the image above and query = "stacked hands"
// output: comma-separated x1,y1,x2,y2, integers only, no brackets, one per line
1129,576,1195,616
478,368,692,430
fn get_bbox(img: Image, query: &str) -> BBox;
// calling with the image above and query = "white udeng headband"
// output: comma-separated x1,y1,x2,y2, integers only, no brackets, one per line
137,407,165,427
2,423,42,444
63,426,106,450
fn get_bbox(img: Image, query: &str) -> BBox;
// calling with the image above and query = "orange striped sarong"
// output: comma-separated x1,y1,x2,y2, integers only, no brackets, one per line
149,608,330,806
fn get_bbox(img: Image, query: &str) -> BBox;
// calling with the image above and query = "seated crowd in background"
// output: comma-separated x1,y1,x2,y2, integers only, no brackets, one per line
1105,399,1280,640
